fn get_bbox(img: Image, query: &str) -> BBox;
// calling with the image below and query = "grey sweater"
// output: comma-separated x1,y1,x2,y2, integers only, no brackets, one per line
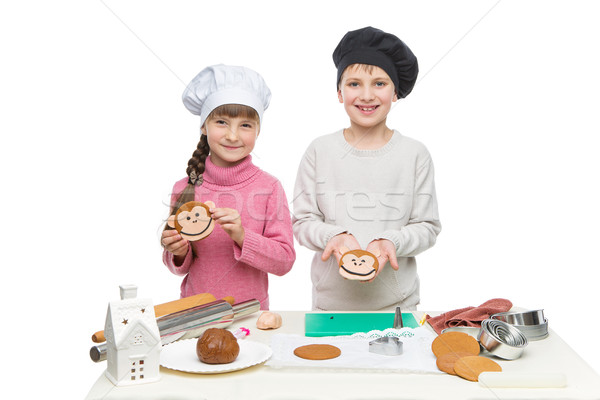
292,130,441,310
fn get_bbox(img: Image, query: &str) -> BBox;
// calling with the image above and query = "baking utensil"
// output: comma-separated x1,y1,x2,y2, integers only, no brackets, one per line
478,372,567,388
91,292,232,343
506,320,549,341
368,307,404,356
393,306,403,329
305,312,419,336
479,319,528,360
369,336,404,356
90,298,259,362
491,310,549,341
491,309,545,326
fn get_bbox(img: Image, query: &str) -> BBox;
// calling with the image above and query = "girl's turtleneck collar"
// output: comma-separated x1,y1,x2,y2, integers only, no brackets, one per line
202,155,261,188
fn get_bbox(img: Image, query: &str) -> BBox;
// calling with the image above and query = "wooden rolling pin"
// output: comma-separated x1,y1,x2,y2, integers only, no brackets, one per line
91,293,234,343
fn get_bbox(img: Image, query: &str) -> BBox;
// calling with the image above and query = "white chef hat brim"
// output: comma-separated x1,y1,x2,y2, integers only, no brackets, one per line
182,64,271,127
199,88,265,126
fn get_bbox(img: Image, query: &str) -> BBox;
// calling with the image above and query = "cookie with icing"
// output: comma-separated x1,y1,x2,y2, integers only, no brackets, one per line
167,201,215,241
338,247,379,281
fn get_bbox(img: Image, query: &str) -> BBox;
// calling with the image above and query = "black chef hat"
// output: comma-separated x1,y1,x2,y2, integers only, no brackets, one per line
333,26,418,99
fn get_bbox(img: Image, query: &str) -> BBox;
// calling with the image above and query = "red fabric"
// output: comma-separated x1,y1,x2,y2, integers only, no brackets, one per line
425,298,513,335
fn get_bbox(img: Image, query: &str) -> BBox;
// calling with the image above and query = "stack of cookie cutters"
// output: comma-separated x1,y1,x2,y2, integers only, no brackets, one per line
441,323,528,360
479,319,528,360
439,310,548,361
490,309,549,341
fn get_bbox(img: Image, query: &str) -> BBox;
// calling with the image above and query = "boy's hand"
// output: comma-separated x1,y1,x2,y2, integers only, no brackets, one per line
161,229,189,259
366,239,399,279
210,207,245,247
322,233,361,264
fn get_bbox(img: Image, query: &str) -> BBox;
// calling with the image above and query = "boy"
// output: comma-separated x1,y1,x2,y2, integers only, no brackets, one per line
293,26,441,311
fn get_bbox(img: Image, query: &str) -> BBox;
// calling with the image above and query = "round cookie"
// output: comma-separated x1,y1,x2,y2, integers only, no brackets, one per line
431,331,480,358
294,344,341,360
454,356,502,382
435,351,473,375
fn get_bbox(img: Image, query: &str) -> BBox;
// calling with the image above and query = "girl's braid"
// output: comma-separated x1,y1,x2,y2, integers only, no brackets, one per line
186,134,210,186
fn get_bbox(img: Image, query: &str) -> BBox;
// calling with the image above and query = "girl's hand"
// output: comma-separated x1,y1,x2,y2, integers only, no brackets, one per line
366,239,399,279
161,229,189,260
210,207,245,247
322,233,361,264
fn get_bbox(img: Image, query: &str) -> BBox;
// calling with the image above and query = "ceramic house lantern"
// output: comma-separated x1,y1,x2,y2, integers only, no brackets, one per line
104,285,161,386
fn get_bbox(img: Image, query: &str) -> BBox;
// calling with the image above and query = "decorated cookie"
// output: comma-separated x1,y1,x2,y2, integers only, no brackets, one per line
338,247,380,281
431,331,480,358
167,201,215,241
293,344,341,360
453,356,502,381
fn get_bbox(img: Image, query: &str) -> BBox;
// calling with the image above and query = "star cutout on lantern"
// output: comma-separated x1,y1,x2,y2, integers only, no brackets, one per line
122,318,128,325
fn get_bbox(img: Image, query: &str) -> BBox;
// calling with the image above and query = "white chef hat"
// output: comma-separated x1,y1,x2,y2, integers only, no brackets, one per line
182,64,271,127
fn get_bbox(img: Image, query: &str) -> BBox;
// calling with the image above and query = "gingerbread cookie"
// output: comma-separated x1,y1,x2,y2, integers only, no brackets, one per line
293,344,341,360
338,248,379,281
453,355,502,382
431,331,480,358
435,351,473,375
167,201,215,241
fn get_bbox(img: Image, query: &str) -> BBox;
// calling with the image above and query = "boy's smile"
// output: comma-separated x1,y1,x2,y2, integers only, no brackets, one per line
356,105,379,114
338,65,397,131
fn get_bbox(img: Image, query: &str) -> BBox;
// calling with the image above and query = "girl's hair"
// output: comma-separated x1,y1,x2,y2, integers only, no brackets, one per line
164,104,260,230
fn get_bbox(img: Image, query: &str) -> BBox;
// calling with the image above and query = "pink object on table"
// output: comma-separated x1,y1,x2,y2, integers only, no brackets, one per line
426,298,513,335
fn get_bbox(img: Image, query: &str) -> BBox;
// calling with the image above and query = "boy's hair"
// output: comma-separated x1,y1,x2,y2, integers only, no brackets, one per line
337,63,383,90
164,104,259,229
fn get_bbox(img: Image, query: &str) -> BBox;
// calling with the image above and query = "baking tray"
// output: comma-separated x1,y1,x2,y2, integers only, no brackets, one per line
305,312,420,337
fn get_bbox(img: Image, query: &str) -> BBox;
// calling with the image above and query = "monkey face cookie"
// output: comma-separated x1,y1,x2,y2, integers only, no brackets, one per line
338,248,379,281
167,201,215,241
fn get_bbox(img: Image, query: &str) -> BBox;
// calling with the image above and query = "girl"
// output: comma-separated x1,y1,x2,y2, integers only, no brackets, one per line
161,65,295,310
293,27,441,311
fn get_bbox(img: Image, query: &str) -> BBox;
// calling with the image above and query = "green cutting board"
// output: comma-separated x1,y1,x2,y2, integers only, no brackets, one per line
305,312,420,337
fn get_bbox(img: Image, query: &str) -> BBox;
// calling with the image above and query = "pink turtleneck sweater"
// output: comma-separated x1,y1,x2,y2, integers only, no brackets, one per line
163,156,295,310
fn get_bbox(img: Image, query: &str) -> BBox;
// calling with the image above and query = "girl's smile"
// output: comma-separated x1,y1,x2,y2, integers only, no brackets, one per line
202,116,259,167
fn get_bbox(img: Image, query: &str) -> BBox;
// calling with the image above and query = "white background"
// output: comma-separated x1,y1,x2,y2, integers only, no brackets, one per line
1,1,599,398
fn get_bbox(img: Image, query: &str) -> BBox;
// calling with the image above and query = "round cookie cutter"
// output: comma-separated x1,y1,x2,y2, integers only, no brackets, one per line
479,319,528,360
491,309,545,325
491,310,549,341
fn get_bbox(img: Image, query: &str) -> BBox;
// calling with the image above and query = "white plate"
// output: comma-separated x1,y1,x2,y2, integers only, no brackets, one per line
160,339,272,374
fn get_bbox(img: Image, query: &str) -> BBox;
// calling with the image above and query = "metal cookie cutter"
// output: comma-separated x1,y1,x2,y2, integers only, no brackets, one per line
491,309,549,341
369,307,404,356
479,319,528,360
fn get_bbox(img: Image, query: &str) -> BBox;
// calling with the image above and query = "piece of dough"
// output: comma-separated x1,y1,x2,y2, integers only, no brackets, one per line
256,311,282,330
196,328,239,364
